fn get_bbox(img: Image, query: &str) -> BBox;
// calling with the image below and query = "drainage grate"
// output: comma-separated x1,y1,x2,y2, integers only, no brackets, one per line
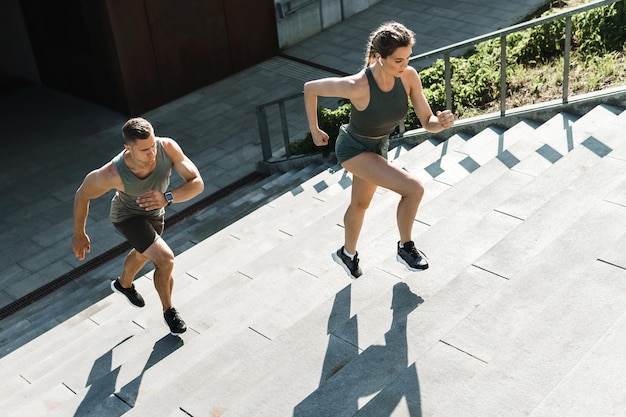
0,172,267,321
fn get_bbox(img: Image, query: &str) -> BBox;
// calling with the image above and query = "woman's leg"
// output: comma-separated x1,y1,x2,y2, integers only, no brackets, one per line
342,152,424,245
343,174,378,254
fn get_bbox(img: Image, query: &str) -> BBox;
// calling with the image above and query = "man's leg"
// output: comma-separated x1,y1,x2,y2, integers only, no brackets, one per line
118,248,148,288
111,216,162,307
142,237,186,335
141,237,175,312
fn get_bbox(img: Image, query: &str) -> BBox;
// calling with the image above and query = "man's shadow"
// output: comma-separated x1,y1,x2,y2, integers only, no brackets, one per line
73,335,183,417
294,281,423,417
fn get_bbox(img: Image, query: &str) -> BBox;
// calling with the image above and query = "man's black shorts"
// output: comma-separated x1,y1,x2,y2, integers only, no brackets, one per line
113,216,164,253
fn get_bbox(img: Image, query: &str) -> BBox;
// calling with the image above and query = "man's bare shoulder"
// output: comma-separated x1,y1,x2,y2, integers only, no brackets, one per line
159,137,185,162
92,161,122,190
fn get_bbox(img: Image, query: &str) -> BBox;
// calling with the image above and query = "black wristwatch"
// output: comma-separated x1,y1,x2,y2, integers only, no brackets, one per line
164,192,174,206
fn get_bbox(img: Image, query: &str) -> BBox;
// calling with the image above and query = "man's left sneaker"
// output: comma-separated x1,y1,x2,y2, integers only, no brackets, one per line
111,278,145,308
397,241,429,271
164,307,187,336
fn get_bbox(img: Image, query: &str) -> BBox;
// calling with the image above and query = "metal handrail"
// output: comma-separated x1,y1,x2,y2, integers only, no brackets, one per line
257,92,304,160
257,0,621,162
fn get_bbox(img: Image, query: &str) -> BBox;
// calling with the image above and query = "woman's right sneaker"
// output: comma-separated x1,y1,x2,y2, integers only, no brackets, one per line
397,241,429,271
332,247,363,278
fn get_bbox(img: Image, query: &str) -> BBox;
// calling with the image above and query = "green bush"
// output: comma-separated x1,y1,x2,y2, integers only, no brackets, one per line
508,11,567,65
574,1,626,58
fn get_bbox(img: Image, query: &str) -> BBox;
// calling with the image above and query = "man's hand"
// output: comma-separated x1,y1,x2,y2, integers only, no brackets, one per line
72,232,91,260
136,190,167,211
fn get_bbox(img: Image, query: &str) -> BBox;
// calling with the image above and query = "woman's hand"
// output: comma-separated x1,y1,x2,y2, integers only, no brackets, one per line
436,110,455,129
311,129,330,147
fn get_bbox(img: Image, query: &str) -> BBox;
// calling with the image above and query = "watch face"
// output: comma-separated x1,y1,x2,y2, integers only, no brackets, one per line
165,192,173,202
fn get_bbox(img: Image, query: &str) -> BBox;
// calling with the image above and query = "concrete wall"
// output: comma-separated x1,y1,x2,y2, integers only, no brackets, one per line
275,0,382,48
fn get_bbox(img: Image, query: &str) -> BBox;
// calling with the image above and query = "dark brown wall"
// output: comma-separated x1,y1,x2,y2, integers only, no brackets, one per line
223,0,279,71
20,0,278,115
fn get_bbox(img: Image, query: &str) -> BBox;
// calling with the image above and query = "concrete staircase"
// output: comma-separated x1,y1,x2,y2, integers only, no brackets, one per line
1,104,625,417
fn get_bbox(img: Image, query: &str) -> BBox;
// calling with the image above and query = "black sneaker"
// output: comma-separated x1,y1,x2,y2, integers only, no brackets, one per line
332,247,363,278
164,307,187,336
397,241,429,271
111,278,145,307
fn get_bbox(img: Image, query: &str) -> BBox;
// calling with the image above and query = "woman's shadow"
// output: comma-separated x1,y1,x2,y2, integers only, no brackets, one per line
294,281,424,417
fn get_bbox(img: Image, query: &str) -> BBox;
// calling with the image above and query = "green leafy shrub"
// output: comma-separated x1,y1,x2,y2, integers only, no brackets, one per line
508,11,567,65
574,1,626,58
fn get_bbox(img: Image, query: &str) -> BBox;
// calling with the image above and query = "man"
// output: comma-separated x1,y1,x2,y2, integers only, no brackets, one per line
72,117,204,336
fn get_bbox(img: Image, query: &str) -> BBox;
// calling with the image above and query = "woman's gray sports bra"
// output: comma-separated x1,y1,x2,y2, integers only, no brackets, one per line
348,67,408,137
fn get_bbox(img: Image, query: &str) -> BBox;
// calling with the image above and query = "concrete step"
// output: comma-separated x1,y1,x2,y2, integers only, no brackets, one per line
163,109,625,416
0,158,337,357
425,206,626,416
235,148,626,417
2,105,625,417
119,114,604,416
0,129,482,412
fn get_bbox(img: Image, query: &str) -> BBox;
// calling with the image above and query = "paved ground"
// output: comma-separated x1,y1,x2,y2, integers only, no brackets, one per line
0,0,552,312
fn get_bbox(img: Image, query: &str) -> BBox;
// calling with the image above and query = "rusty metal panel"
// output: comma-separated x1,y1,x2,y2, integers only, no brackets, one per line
105,0,162,114
223,0,278,71
19,0,279,114
144,0,232,103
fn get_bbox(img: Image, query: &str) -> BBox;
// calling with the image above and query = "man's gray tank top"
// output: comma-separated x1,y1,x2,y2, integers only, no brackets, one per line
110,138,172,223
348,67,408,137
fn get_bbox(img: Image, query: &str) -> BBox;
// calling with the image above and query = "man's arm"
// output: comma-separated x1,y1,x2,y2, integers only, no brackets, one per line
136,138,204,211
72,163,119,260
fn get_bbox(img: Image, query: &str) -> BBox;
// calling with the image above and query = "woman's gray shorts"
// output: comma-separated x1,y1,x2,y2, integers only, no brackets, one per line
335,125,390,164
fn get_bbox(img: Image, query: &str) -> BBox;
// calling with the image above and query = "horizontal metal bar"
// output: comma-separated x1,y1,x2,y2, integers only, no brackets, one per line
256,91,304,111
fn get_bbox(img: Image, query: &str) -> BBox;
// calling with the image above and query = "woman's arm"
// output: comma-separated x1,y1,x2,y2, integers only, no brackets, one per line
304,74,364,146
403,67,454,133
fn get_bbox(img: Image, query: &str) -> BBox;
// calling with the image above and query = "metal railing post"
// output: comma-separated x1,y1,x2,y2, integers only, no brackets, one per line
500,34,507,117
279,101,291,158
563,16,573,104
256,105,273,160
444,52,452,110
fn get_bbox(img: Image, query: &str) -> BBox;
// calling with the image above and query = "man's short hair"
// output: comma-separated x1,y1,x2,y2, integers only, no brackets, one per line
122,117,154,144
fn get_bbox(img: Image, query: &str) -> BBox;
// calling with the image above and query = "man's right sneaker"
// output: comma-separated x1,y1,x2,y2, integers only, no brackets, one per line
332,247,363,278
164,307,187,336
111,278,145,308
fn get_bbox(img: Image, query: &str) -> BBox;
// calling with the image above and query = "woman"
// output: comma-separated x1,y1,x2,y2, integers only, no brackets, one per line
304,21,455,278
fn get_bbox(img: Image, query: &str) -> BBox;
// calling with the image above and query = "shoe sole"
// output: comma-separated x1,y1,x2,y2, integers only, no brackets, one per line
396,254,429,272
165,321,187,337
110,280,144,308
332,251,361,279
